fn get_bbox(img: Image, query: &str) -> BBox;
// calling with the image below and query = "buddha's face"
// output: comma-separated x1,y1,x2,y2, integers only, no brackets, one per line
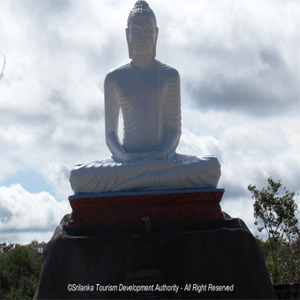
126,14,158,59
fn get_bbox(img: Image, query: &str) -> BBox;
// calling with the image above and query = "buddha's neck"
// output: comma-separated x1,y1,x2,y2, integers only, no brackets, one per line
131,55,154,68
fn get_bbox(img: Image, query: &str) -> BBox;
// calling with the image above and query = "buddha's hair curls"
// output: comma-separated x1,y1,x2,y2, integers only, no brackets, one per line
127,1,157,28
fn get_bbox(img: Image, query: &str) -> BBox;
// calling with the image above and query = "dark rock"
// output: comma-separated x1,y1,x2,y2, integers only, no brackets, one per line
273,283,300,299
34,214,276,299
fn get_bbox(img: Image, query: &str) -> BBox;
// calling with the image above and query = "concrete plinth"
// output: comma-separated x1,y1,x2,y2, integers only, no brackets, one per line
34,214,276,299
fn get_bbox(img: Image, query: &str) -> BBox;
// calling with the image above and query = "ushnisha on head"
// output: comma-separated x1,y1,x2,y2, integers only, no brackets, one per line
126,0,159,63
127,0,157,28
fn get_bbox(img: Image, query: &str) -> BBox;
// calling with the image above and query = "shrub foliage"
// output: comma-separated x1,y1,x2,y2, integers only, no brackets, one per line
249,178,299,284
0,240,46,300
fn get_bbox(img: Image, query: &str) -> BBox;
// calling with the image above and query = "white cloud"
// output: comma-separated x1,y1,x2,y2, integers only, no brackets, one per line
0,184,70,243
181,108,300,201
155,0,300,116
0,158,20,182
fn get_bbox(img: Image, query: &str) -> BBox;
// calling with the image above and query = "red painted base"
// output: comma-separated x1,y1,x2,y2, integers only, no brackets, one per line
66,190,225,227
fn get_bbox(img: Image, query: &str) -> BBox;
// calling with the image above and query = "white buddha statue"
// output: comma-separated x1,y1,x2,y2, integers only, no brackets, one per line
70,0,221,193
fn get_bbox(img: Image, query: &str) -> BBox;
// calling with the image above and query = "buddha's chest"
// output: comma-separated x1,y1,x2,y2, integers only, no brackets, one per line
117,71,167,99
118,74,167,151
117,73,167,121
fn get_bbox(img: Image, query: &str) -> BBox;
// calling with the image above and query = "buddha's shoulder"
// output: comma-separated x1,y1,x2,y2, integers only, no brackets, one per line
105,60,180,85
156,60,180,79
104,63,132,85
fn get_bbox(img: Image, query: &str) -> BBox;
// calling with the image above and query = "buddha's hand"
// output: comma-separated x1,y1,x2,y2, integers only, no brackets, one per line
114,152,151,163
148,151,169,160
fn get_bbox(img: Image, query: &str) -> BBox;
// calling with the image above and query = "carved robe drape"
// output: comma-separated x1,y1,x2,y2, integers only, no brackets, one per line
70,60,221,193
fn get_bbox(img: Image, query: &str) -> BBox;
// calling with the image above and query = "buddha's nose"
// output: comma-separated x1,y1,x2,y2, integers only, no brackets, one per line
139,31,145,39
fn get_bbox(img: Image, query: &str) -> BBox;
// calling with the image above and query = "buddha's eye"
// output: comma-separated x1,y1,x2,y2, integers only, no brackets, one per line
131,27,140,35
145,26,153,33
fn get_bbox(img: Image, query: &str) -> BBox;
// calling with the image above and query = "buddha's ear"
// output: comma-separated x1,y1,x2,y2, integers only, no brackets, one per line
153,27,159,58
126,28,132,59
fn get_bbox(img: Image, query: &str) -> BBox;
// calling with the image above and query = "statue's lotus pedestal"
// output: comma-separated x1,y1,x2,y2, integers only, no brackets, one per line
34,189,276,299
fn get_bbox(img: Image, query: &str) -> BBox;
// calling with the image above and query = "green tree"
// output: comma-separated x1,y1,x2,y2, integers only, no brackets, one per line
248,177,299,284
0,240,46,300
254,236,272,261
0,242,15,254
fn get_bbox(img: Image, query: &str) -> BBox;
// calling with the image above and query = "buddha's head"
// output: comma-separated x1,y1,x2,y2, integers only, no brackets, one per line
126,1,158,60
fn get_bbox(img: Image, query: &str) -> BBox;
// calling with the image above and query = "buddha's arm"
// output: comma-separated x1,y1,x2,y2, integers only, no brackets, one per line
151,70,181,159
105,72,150,162
158,128,181,158
104,72,125,159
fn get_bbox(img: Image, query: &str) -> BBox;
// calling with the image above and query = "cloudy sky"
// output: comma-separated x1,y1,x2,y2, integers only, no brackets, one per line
0,0,299,244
